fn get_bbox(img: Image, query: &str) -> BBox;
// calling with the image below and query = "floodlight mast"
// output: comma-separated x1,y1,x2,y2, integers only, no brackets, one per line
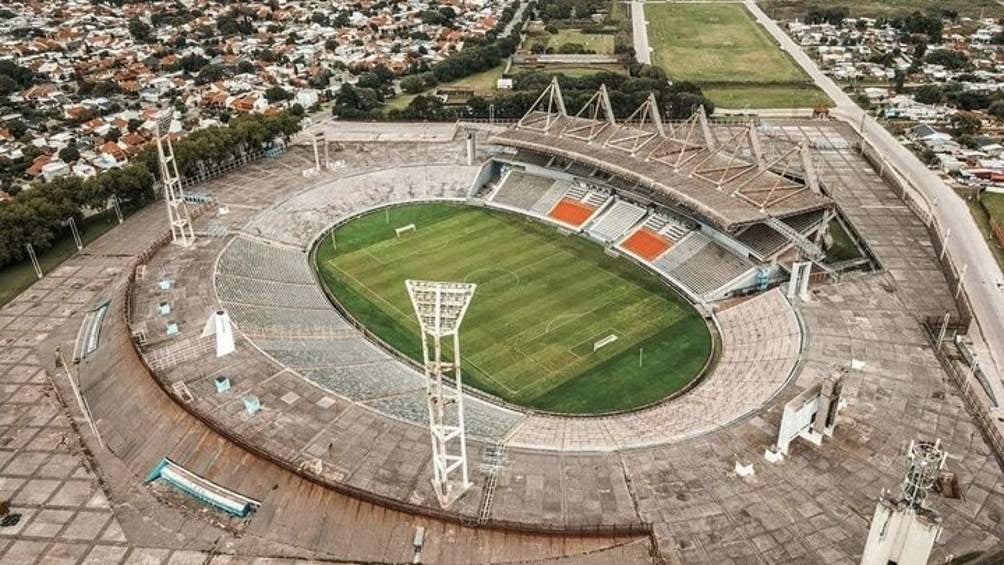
406,280,476,508
154,109,195,247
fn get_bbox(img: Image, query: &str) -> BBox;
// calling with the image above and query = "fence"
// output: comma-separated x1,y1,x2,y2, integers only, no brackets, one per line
923,321,1004,473
988,212,1004,250
153,145,286,196
856,137,974,331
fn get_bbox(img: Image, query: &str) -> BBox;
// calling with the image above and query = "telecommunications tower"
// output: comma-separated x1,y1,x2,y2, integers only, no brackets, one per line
860,439,946,565
406,280,476,508
154,109,195,247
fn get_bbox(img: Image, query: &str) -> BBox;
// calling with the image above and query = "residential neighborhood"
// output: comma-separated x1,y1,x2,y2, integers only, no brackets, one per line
0,0,514,196
784,8,1004,190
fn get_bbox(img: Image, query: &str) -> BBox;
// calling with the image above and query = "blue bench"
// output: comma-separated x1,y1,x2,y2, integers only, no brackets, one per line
146,458,260,518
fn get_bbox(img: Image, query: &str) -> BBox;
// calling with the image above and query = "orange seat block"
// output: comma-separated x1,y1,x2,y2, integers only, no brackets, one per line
622,229,671,261
548,198,595,227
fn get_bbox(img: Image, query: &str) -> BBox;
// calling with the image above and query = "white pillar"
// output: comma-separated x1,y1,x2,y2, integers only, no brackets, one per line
201,310,236,358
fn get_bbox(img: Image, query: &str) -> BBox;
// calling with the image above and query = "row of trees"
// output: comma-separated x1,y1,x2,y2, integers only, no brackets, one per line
387,66,715,122
0,111,303,269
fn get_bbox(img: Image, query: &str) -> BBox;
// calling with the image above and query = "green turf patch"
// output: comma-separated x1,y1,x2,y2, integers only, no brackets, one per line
314,203,712,414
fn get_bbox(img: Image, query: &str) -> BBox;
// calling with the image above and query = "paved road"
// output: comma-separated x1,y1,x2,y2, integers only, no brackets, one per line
632,1,652,65
746,0,1004,384
502,0,529,36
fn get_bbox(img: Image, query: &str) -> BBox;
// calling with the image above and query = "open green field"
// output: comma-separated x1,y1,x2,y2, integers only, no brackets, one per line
0,209,123,307
540,29,615,54
648,4,805,83
511,63,628,77
646,4,830,109
314,203,712,414
386,65,505,112
969,191,1004,272
702,84,832,110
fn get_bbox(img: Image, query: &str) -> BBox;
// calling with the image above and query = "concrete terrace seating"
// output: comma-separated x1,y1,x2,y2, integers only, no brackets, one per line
737,211,824,259
588,200,646,242
668,242,755,298
243,164,477,247
216,237,350,337
529,179,572,216
651,232,712,275
491,170,559,212
366,389,523,443
214,237,524,443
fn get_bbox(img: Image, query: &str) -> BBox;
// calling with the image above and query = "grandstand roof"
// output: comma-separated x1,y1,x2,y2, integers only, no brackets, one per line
488,81,835,231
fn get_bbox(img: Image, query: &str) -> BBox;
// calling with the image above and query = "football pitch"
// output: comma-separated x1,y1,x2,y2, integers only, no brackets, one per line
313,203,713,414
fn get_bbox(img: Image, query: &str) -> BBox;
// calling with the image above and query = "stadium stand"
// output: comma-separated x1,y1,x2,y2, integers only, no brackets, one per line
588,200,647,242
365,389,523,443
300,362,425,402
530,179,572,216
217,237,351,337
213,235,525,443
548,198,596,227
491,170,558,211
667,242,755,297
620,228,671,261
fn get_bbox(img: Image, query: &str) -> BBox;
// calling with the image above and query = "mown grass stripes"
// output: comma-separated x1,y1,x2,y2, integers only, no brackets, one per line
314,203,712,414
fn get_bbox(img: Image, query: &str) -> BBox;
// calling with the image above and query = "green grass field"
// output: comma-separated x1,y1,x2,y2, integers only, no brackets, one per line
0,209,123,307
541,30,616,54
646,4,831,109
386,65,505,112
314,203,712,414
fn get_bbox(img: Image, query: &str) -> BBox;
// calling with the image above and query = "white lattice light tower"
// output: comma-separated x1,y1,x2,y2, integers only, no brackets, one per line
154,109,195,247
406,280,476,508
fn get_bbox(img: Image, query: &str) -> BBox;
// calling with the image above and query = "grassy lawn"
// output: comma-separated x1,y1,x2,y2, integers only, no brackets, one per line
646,4,830,109
511,63,628,77
541,29,616,54
314,203,712,414
0,209,123,307
824,218,863,264
761,0,1003,19
969,192,1004,272
703,84,832,109
648,4,806,83
386,65,505,112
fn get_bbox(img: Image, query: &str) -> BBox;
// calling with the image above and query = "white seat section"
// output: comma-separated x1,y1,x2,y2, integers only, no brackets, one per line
589,200,647,242
529,179,572,215
668,242,755,298
651,232,711,274
583,191,608,208
490,170,557,212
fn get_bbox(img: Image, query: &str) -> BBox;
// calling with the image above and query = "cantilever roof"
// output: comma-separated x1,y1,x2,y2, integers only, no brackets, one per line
488,82,833,231
490,116,833,231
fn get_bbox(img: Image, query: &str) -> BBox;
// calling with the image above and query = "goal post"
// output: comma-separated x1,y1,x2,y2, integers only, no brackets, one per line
395,223,416,237
593,334,618,352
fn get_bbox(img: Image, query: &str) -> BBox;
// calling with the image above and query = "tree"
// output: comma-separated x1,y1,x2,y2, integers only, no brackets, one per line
925,49,969,70
128,17,152,43
58,144,80,163
950,112,981,136
893,70,905,94
400,75,426,94
914,84,944,105
265,86,293,104
196,64,227,85
217,14,239,36
989,100,1004,121
0,75,16,96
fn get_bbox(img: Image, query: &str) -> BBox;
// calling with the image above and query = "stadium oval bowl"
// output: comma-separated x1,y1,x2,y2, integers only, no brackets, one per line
205,178,803,451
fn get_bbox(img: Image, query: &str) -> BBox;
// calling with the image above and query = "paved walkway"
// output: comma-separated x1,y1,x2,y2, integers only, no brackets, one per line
632,1,652,65
745,0,1004,387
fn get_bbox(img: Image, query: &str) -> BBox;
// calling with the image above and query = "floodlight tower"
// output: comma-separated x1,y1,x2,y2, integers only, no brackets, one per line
406,280,477,508
154,109,195,247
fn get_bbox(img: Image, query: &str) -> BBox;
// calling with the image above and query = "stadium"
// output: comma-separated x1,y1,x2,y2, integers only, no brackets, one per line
4,83,1004,564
